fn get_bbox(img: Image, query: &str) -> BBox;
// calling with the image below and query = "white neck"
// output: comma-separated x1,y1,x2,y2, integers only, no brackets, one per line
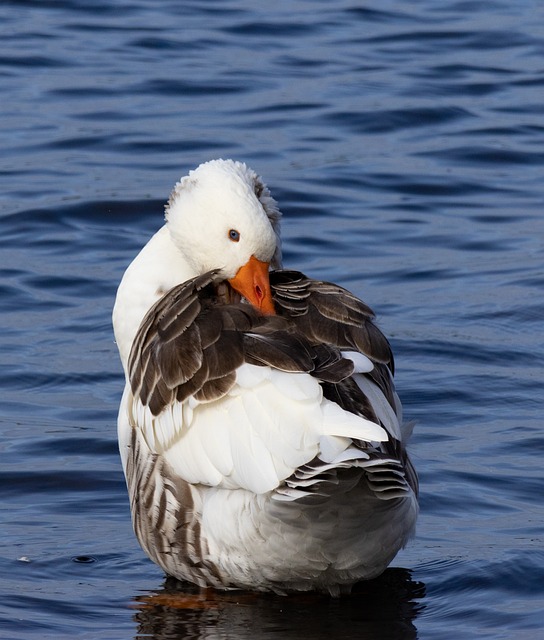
112,225,196,374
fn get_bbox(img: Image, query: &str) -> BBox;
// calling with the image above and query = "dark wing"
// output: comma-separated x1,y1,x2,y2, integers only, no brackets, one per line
128,268,416,497
128,270,354,417
270,270,418,498
270,270,397,405
270,270,394,372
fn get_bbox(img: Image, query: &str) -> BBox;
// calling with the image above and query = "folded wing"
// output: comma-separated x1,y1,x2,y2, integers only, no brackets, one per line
125,269,417,499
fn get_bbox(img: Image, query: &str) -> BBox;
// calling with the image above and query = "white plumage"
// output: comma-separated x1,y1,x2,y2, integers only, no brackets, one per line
113,159,418,595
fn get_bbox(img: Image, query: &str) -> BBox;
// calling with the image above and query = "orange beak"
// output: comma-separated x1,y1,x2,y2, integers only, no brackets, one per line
228,255,276,315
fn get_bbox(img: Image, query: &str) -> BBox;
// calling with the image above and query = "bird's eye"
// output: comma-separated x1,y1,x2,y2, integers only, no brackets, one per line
228,229,240,242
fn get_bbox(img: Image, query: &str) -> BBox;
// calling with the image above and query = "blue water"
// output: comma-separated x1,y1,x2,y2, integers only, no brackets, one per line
1,1,543,638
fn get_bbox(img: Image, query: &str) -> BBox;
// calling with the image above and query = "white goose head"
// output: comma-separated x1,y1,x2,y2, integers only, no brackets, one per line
165,159,282,314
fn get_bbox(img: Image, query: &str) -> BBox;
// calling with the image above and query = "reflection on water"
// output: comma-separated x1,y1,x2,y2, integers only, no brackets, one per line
132,569,425,640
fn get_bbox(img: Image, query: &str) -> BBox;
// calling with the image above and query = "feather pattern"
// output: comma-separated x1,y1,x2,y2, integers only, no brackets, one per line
114,159,418,594
129,270,395,418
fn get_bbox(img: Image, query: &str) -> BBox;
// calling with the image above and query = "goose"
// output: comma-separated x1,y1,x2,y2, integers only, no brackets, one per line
112,159,418,596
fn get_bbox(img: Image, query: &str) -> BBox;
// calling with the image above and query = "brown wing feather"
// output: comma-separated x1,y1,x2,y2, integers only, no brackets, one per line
129,270,355,416
128,268,416,499
269,270,418,498
270,270,394,372
129,269,397,426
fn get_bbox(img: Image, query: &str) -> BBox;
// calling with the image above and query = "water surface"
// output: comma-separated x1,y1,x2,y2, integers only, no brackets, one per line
1,1,543,638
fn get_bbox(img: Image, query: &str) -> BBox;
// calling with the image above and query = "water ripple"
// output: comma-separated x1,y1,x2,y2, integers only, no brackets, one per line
1,1,543,638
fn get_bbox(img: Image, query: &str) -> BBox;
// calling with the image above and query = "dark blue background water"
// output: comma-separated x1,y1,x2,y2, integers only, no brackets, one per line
1,1,543,638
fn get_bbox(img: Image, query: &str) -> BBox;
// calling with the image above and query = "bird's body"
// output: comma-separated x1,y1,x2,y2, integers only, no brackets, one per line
113,159,418,595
